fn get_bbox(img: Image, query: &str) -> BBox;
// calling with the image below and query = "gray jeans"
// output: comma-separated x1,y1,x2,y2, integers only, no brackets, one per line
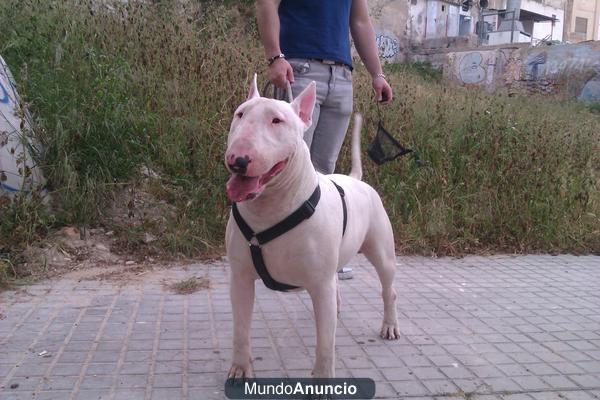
278,58,353,175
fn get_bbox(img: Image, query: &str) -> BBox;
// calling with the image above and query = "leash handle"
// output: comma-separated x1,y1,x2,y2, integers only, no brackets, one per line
261,80,275,99
261,79,294,103
286,80,293,102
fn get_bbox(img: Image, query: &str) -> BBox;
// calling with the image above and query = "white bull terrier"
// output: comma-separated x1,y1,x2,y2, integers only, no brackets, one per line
225,75,400,379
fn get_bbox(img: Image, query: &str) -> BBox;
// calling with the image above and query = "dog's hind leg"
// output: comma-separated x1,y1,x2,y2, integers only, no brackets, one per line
360,205,400,340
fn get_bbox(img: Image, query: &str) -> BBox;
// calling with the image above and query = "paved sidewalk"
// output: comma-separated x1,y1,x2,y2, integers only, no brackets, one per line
1,255,599,400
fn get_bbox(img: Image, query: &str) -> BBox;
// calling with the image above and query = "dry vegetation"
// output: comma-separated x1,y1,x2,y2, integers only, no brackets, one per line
0,0,598,285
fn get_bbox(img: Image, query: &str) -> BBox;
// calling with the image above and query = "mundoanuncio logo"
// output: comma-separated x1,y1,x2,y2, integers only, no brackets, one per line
225,378,375,399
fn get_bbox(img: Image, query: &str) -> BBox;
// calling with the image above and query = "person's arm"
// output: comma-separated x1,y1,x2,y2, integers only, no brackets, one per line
255,0,294,88
349,0,392,104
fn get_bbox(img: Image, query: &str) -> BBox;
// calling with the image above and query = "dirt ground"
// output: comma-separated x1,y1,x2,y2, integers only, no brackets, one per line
7,223,216,294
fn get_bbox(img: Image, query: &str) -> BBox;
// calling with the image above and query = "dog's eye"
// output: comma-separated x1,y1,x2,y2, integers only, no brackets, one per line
272,117,282,124
236,112,243,118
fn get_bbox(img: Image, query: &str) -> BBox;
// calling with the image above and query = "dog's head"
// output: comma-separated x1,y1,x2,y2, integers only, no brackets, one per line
225,74,316,203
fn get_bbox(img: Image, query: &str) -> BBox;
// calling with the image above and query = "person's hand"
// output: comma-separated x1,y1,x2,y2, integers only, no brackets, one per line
268,58,294,89
373,75,392,105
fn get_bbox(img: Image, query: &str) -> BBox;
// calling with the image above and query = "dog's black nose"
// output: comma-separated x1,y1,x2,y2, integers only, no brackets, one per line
229,156,250,174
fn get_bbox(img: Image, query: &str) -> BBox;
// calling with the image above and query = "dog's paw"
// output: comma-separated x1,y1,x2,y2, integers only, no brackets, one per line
380,322,401,340
227,363,253,379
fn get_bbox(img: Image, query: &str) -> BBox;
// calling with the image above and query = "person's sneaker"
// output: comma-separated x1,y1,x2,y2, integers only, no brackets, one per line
338,267,353,280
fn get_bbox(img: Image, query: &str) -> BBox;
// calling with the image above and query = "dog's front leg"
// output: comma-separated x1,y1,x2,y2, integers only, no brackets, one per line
228,272,255,379
308,278,338,378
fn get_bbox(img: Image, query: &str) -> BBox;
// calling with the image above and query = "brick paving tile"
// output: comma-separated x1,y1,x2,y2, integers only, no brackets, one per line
0,255,598,400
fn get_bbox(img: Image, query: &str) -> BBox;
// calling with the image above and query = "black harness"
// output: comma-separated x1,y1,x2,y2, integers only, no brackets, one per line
231,181,347,292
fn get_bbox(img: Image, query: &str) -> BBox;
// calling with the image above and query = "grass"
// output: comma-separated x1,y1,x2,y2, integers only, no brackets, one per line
0,0,598,284
588,102,600,114
385,61,442,83
168,276,210,295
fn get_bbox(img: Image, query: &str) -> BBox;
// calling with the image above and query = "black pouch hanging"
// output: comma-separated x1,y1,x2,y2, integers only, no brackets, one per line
367,122,413,165
367,103,413,165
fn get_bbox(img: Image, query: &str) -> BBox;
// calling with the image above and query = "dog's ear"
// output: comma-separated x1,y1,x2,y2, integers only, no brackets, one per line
247,73,260,100
291,81,316,127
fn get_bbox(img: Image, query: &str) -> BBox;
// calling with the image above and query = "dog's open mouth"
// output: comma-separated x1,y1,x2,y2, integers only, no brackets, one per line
226,159,288,202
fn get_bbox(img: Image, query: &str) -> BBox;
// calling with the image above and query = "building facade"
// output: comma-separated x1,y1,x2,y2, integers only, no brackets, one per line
563,0,600,41
368,0,571,59
485,0,565,45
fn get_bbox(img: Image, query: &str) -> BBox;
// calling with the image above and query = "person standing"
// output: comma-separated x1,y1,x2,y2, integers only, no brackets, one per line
256,0,393,175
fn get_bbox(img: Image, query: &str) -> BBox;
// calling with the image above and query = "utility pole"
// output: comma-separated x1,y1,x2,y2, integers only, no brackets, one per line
477,1,485,45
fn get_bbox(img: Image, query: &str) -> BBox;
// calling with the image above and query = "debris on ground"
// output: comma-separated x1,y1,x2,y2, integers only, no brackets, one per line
38,350,51,358
166,275,210,294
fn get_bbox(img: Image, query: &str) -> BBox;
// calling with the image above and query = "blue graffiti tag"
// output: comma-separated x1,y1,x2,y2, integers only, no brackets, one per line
526,52,547,81
579,75,600,103
376,35,400,59
0,81,9,104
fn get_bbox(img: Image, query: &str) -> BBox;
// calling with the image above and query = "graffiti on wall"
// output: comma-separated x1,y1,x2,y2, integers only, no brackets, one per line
458,52,486,84
579,75,600,103
545,58,600,74
523,49,600,100
376,34,400,59
447,43,600,103
525,52,547,81
0,81,8,104
0,55,47,195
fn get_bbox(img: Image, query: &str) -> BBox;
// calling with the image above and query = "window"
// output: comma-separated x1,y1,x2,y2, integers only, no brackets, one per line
575,17,588,34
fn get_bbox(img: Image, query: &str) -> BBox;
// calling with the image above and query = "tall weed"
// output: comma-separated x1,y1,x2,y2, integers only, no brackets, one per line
0,0,598,277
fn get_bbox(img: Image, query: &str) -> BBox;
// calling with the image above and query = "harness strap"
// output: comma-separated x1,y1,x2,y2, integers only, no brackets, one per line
231,185,320,292
231,204,256,244
231,181,348,292
232,185,321,245
331,181,348,236
255,186,321,245
249,245,299,291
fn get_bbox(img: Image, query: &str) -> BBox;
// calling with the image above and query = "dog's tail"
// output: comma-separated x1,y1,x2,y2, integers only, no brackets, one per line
349,113,363,181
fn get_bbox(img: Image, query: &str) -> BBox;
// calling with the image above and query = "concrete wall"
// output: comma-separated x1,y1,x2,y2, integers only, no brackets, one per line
448,49,503,86
598,9,600,38
535,0,568,10
369,0,410,62
369,0,480,58
488,30,533,44
426,1,451,39
409,0,428,42
443,42,600,102
0,56,46,196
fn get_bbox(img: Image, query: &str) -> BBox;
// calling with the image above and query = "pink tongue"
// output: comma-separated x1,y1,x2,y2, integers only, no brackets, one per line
226,174,261,202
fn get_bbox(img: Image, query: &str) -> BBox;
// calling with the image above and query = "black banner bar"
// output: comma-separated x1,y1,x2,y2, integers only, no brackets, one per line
225,378,376,399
